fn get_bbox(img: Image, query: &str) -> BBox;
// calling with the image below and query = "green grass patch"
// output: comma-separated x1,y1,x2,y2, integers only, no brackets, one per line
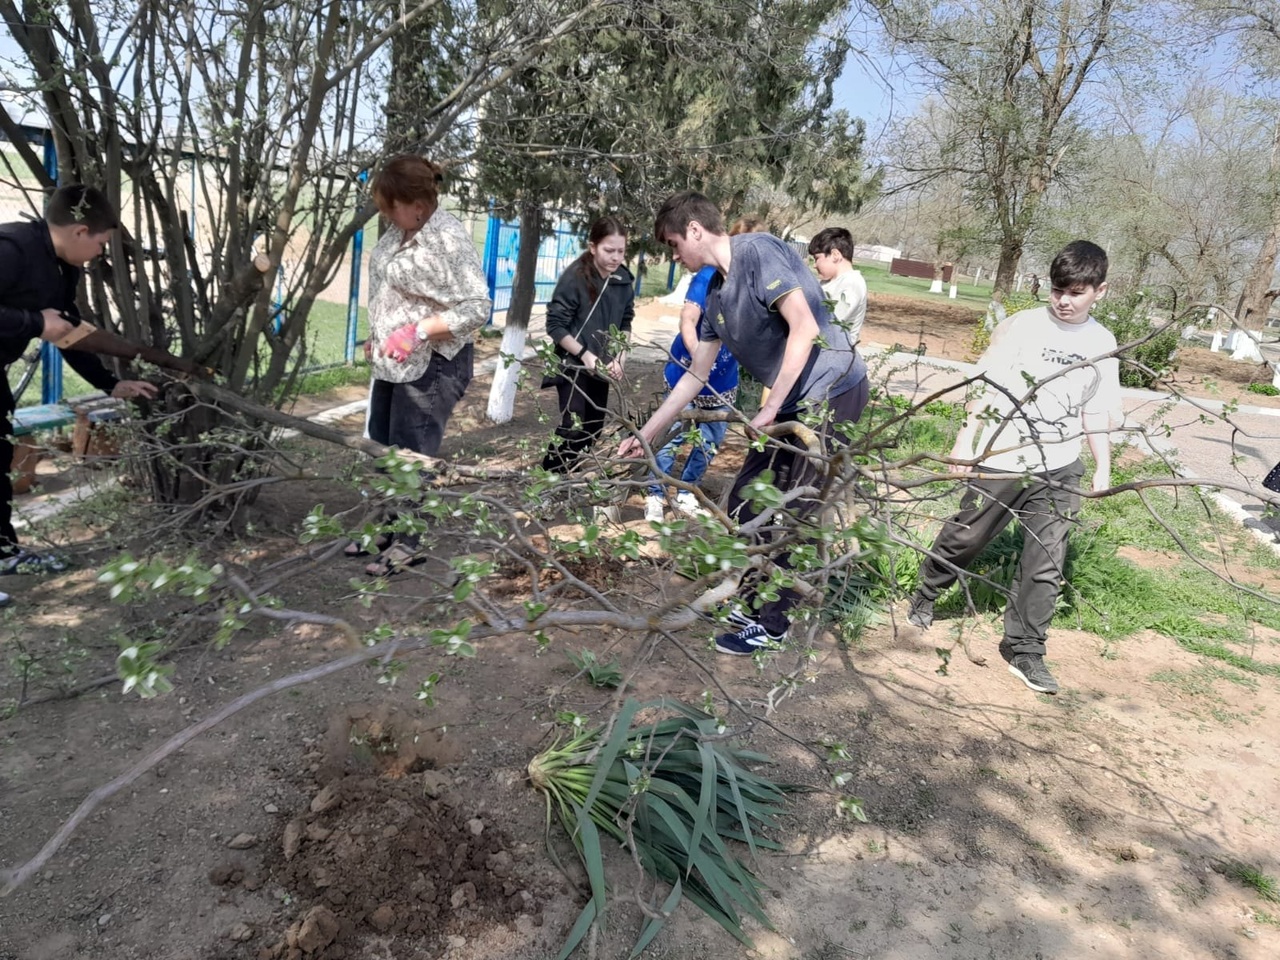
303,300,369,368
826,546,923,644
286,361,372,399
846,394,964,467
1218,860,1280,903
1150,664,1259,698
929,522,1280,671
854,260,995,310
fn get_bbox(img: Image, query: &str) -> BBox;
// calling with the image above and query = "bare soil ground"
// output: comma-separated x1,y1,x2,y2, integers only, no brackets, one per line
2,295,1279,960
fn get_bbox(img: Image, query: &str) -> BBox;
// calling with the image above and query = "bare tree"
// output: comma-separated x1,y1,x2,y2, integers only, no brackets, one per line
866,0,1120,293
0,0,613,506
1186,1,1280,326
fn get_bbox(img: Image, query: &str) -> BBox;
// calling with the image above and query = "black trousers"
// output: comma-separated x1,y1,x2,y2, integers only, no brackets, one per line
541,368,611,474
916,459,1085,656
367,344,473,458
726,379,870,636
1,376,17,556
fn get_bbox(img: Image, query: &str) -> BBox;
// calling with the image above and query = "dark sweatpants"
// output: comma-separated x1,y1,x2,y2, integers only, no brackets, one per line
728,378,870,636
1,377,18,556
541,368,611,474
367,344,473,458
916,459,1084,656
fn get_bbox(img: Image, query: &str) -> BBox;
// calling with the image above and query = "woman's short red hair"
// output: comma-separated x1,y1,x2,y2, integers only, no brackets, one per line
372,154,443,208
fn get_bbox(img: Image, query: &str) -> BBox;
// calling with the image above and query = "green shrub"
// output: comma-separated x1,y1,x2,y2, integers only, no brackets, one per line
1096,291,1180,389
825,544,923,643
971,291,1040,357
1247,382,1279,396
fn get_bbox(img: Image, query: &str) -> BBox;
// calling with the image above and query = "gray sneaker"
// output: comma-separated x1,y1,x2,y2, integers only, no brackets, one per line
907,594,934,629
1007,653,1059,694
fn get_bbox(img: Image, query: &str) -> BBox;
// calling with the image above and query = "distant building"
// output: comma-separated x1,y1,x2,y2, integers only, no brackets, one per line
854,244,900,263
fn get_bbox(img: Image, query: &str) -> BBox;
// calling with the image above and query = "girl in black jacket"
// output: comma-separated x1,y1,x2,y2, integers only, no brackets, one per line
541,216,635,473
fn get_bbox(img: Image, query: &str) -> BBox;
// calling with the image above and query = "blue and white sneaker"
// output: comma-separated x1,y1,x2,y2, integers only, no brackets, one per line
0,551,68,576
714,621,787,656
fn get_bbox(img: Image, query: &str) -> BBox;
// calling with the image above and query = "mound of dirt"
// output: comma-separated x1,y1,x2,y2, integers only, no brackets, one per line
247,773,541,959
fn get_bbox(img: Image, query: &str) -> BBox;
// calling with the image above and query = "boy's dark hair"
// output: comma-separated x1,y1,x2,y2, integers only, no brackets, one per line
46,184,119,233
654,191,725,243
808,227,854,260
1050,240,1108,289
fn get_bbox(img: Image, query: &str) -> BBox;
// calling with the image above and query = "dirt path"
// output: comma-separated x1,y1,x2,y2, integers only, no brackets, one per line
2,295,1279,959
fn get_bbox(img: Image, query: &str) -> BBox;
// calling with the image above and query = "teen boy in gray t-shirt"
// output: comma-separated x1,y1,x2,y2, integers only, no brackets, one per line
702,231,865,413
619,192,869,656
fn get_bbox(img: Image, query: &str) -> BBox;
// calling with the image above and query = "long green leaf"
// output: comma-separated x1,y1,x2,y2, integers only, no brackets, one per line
643,794,695,858
574,802,609,936
642,787,771,930
582,698,642,818
642,844,753,945
686,737,716,880
628,877,684,959
716,751,759,857
555,895,598,960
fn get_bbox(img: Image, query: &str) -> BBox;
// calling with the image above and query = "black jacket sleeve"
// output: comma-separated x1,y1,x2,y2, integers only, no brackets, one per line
620,284,635,334
544,269,582,346
60,347,119,395
0,235,46,341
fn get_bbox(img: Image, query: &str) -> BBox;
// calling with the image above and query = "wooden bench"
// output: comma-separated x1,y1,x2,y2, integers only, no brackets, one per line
10,395,126,493
11,402,77,438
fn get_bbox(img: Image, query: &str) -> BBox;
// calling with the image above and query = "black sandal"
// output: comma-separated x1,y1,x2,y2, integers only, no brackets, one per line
344,533,393,558
364,541,425,577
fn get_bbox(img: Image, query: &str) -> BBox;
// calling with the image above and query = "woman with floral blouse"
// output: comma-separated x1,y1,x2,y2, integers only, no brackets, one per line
359,154,491,574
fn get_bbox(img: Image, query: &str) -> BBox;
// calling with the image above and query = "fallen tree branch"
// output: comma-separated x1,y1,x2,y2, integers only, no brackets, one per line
181,378,521,481
0,597,728,897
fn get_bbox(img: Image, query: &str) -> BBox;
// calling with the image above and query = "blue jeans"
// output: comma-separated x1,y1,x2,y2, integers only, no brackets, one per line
647,407,729,496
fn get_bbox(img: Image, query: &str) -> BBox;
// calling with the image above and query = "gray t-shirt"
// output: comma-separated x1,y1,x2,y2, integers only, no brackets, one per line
702,233,865,412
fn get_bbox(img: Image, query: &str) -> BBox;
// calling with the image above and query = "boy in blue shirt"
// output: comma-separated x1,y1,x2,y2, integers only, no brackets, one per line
644,264,739,521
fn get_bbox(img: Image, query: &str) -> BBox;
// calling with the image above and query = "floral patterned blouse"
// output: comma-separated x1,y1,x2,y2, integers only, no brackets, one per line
367,208,491,383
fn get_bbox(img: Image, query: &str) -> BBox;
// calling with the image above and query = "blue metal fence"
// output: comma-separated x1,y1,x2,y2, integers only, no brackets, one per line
482,211,583,320
40,131,63,404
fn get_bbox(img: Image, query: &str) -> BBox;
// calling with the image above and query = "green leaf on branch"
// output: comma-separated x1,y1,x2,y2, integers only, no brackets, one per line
116,640,174,699
429,620,475,658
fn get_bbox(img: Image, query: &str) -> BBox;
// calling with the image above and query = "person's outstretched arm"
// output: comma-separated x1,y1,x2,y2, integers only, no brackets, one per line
618,339,719,458
753,289,818,430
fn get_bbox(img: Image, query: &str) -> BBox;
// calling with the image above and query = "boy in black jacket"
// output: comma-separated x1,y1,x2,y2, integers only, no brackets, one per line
1,185,157,581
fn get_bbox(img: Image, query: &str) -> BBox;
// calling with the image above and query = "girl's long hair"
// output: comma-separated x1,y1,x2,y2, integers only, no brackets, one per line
578,215,628,299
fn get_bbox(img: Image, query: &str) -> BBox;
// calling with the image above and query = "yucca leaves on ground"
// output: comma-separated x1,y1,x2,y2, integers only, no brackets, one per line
527,698,797,959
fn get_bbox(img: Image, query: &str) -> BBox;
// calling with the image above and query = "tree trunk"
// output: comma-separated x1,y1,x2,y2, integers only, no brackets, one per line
486,202,543,424
1238,121,1280,330
994,239,1024,295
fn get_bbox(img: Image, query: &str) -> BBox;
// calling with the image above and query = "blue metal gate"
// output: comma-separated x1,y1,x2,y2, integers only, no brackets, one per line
482,212,583,320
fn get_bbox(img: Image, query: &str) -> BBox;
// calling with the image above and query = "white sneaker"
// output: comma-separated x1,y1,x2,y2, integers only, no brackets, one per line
644,495,665,523
0,591,9,608
674,491,708,517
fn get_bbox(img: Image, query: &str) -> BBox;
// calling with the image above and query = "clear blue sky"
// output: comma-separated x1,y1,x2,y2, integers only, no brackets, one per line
831,45,918,155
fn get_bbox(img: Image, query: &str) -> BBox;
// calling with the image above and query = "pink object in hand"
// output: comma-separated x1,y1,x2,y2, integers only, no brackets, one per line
383,321,418,361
